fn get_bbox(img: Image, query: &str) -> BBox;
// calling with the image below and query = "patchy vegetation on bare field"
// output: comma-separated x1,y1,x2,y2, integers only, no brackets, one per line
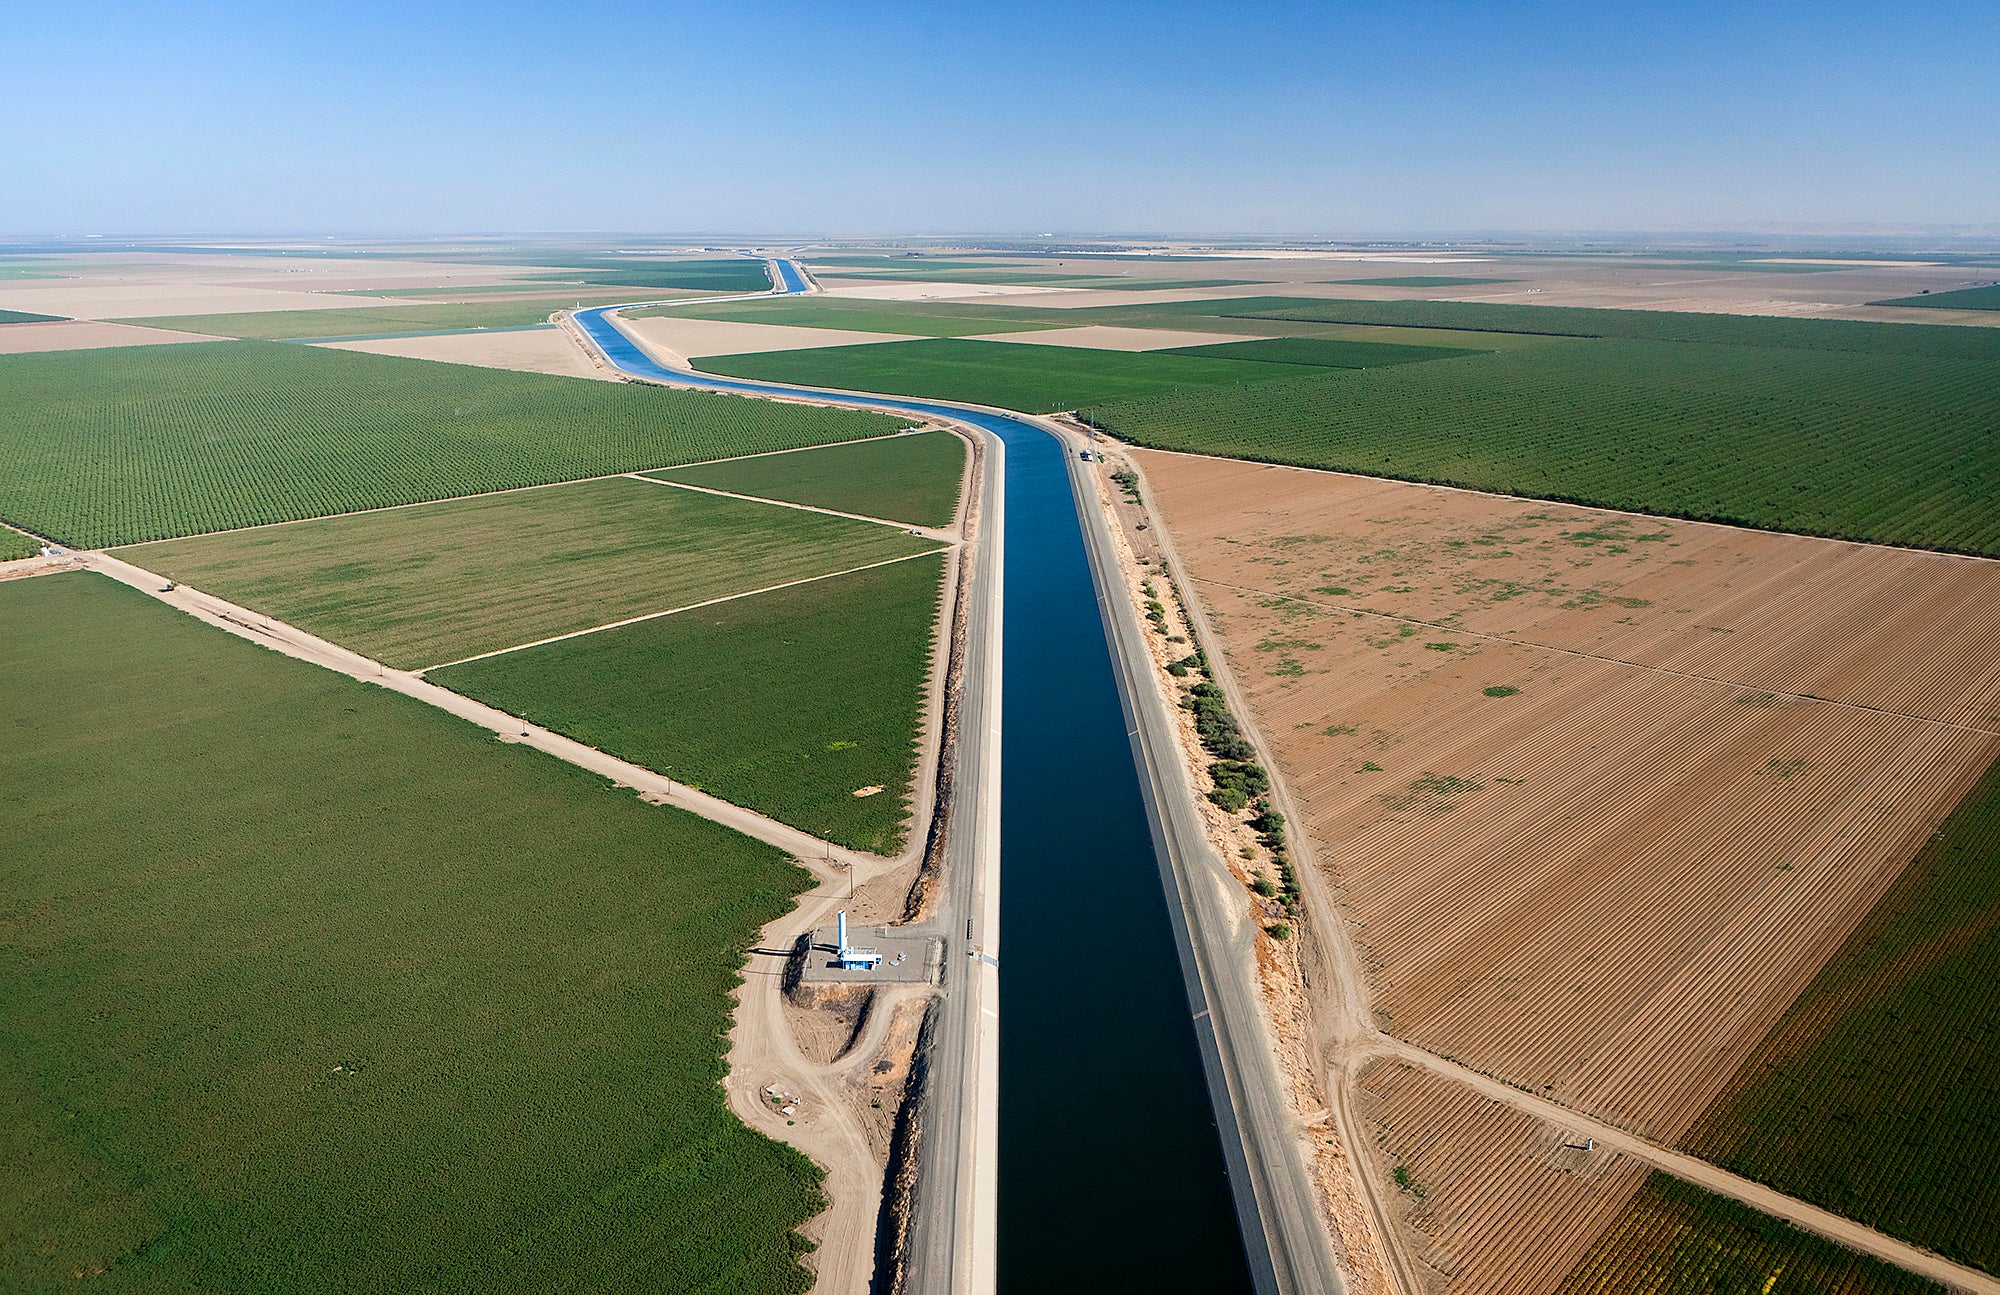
1682,752,2000,1275
432,553,948,854
648,429,966,528
1558,1174,1945,1295
0,573,824,1293
0,340,902,547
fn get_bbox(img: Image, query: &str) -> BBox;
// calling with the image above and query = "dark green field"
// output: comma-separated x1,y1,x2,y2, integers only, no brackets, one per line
693,337,1312,413
1557,1174,1942,1294
432,554,947,854
126,475,937,669
1191,295,2000,359
625,296,1062,335
1328,275,1516,288
648,430,966,527
0,529,41,561
1098,335,2000,556
0,572,822,1293
0,308,64,323
0,340,900,547
522,257,771,293
1679,752,2000,1274
1871,285,2000,311
123,299,594,340
1159,336,1485,368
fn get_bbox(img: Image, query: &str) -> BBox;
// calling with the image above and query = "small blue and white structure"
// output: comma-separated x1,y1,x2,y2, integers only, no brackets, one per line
833,910,882,970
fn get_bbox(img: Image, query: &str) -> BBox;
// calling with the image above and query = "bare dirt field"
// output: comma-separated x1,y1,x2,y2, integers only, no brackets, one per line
316,327,619,380
0,319,221,353
1132,449,2000,1283
1356,1057,1651,1294
621,315,923,360
962,324,1266,350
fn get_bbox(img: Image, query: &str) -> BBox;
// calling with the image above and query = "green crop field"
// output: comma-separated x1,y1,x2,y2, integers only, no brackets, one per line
817,265,1254,289
1159,336,1486,368
0,308,64,323
1191,295,2000,359
1328,275,1517,288
694,337,1312,413
331,283,656,299
127,475,938,669
432,554,947,854
1872,285,2000,311
0,340,900,547
1679,752,2000,1274
1096,337,2000,556
0,529,41,560
0,572,823,1293
647,430,965,527
625,296,1063,336
521,258,771,293
123,299,598,340
1557,1174,1942,1294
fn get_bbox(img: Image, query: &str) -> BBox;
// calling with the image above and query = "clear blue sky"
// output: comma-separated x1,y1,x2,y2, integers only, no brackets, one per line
8,0,1996,236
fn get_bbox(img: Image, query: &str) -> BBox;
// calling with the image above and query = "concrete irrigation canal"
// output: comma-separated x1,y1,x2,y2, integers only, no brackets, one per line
570,262,1325,1294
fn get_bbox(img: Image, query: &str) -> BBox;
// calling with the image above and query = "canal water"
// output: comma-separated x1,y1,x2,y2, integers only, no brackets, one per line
567,299,1255,1291
985,416,1253,1294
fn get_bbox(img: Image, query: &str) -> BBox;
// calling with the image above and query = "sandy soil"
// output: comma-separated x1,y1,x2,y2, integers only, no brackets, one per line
0,319,222,353
961,324,1266,351
316,328,620,380
0,280,409,320
1127,450,2000,1291
621,315,923,359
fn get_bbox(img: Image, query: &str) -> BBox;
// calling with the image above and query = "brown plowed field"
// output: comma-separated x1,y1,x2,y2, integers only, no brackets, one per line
1356,1057,1650,1293
1135,449,2000,1139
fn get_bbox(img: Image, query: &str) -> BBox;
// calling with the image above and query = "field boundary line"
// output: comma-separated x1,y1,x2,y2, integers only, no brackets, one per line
108,433,911,553
417,547,947,674
80,553,901,873
1125,443,2000,568
626,472,958,539
1190,575,2000,739
1371,1039,2000,1295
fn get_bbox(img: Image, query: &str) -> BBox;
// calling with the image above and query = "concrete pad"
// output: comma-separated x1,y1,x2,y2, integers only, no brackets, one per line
961,325,1268,352
315,328,617,381
816,279,1080,302
0,319,225,354
621,315,922,359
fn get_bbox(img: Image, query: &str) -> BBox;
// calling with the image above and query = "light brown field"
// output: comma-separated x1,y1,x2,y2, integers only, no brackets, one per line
0,319,221,353
315,327,617,380
1356,1058,1650,1294
621,315,923,359
1135,449,2000,1146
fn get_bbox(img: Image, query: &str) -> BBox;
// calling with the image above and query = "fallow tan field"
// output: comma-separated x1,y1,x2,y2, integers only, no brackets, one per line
1130,448,2000,1291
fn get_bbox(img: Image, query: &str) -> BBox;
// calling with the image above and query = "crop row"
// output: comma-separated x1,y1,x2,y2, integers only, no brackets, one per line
3,572,825,1292
1681,750,2000,1275
432,553,948,854
0,340,903,548
1191,294,2000,360
1558,1174,1942,1294
1095,339,2000,557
